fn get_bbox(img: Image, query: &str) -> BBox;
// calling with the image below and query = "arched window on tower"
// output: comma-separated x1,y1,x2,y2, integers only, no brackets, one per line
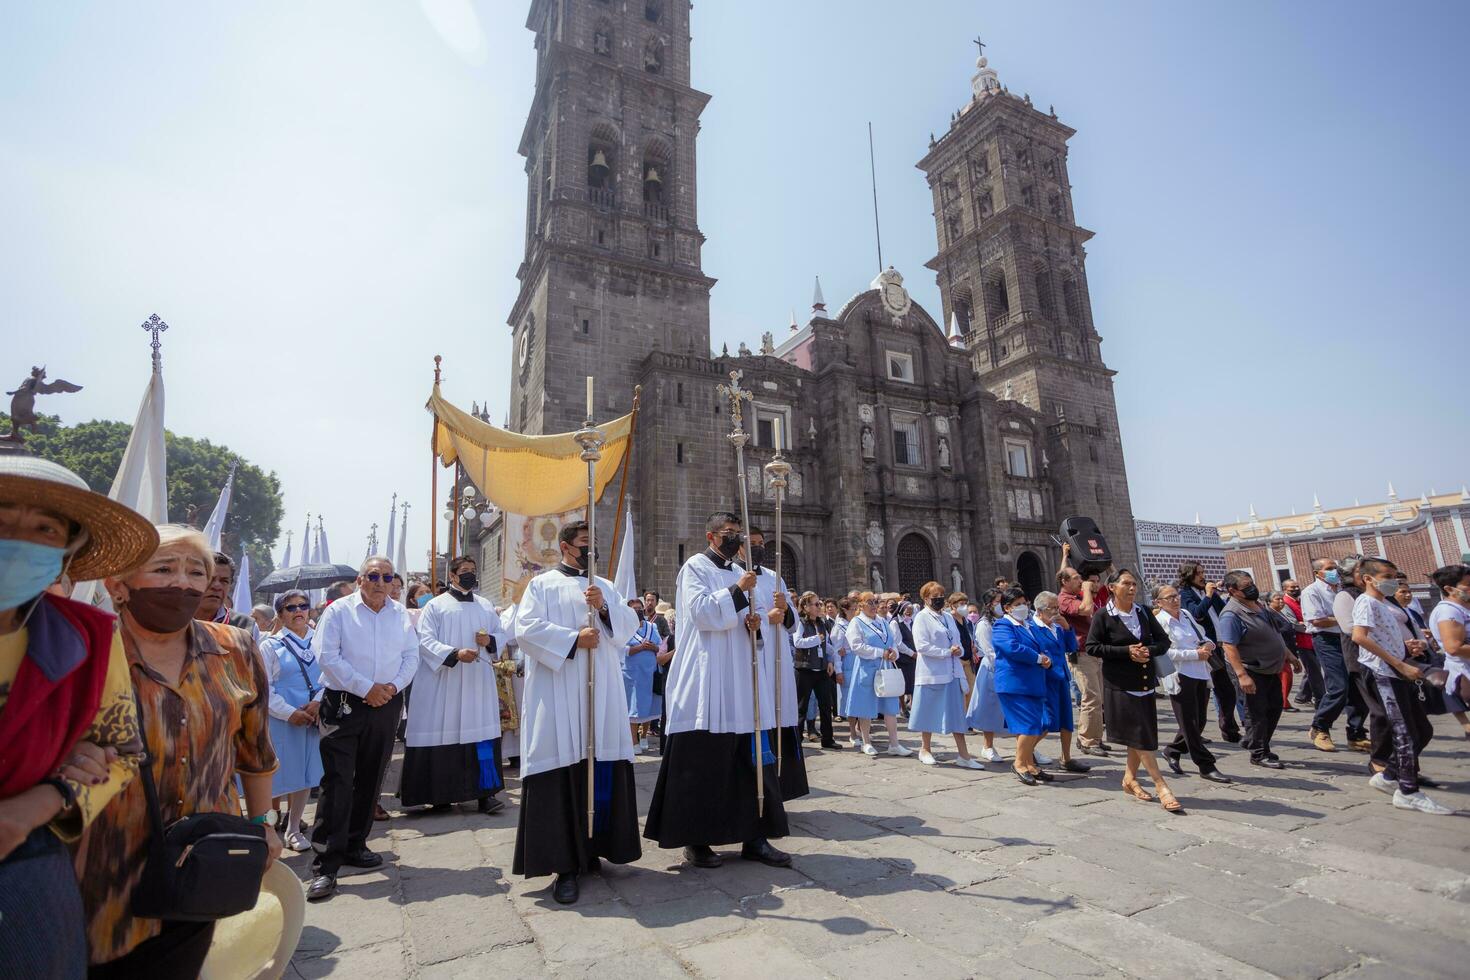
986,272,1010,323
592,21,612,56
1063,277,1083,326
1034,265,1054,318
642,141,671,221
644,1,663,23
587,131,617,208
644,38,664,74
951,287,974,338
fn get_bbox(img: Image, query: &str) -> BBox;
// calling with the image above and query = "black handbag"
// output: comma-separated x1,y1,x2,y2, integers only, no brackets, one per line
129,692,269,922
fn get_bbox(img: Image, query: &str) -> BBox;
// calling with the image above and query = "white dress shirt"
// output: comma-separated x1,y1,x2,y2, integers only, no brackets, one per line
314,591,420,698
1300,578,1341,634
1154,608,1213,681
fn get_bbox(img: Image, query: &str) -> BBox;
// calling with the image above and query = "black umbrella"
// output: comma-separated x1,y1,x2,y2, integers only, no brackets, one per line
256,562,360,592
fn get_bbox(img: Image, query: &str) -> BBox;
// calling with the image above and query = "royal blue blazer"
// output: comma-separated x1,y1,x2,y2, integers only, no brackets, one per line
1032,619,1076,686
992,618,1048,698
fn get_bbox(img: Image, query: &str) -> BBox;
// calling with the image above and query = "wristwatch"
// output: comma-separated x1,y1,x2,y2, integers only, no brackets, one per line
251,811,277,826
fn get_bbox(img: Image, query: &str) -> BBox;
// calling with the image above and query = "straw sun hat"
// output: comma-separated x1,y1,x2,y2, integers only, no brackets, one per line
0,453,158,581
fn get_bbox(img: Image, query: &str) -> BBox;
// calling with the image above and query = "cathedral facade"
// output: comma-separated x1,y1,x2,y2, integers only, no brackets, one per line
486,0,1138,601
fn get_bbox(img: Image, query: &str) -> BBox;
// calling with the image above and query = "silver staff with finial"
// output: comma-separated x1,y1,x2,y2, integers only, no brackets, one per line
764,419,792,777
571,377,605,840
718,370,763,815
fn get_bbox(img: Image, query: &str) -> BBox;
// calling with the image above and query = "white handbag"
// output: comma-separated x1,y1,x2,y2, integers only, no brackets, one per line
874,667,907,698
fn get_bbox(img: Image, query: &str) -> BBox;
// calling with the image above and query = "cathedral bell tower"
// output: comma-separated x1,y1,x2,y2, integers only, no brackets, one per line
508,0,715,435
917,43,1138,568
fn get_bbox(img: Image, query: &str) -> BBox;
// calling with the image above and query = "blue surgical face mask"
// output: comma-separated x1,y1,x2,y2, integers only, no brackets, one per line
415,592,432,608
1323,570,1340,586
0,539,66,611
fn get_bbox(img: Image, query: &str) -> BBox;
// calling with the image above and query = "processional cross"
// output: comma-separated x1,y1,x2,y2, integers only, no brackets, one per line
141,313,169,370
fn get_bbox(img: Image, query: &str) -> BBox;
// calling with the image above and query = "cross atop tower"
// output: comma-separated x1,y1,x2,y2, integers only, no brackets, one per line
973,36,986,57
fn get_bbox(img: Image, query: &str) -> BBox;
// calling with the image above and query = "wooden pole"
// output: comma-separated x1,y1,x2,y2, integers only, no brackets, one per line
606,385,642,583
430,355,441,589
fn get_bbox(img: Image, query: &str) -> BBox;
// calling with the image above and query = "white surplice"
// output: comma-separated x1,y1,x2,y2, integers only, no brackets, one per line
406,589,506,749
665,551,799,736
513,567,640,777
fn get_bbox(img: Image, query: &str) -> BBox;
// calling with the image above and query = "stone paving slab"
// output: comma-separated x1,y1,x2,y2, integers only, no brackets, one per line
288,709,1470,978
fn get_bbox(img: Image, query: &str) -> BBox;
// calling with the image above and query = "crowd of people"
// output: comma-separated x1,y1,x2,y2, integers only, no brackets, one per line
5,446,1470,974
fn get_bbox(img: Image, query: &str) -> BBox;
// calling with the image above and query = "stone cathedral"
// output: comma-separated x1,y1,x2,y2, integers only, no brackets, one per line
486,0,1139,601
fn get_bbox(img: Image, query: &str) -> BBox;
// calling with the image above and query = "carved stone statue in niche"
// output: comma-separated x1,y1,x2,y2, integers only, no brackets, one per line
950,564,964,594
593,30,610,55
760,331,775,355
860,424,875,459
937,435,952,470
870,563,884,594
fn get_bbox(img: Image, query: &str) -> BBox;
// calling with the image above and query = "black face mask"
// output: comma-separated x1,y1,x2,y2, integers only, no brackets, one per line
126,587,206,634
456,571,478,590
715,533,742,560
747,544,766,567
928,597,945,611
569,545,590,570
1286,589,1301,599
1238,584,1260,602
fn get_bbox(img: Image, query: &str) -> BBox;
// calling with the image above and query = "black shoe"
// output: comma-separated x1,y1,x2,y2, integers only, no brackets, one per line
584,856,602,875
1060,759,1091,773
1096,742,1114,753
684,845,723,869
740,838,792,868
1250,757,1284,770
1033,769,1055,783
1200,735,1214,745
552,873,579,905
819,742,844,750
1013,767,1038,786
1164,751,1184,776
478,796,506,815
1200,770,1232,784
430,804,452,813
1080,743,1109,758
1417,776,1443,789
306,874,337,901
1222,731,1243,744
342,847,383,869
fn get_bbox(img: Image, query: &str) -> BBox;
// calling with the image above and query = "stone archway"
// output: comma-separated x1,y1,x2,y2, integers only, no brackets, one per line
1016,550,1045,599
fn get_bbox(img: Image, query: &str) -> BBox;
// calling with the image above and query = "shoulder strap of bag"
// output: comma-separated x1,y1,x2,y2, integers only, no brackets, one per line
280,634,319,698
129,686,171,861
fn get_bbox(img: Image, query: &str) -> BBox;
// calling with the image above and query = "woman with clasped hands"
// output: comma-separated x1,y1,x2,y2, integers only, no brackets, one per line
844,591,913,757
80,524,280,977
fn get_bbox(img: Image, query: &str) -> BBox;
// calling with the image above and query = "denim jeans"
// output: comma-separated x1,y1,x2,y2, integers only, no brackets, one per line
1310,633,1367,739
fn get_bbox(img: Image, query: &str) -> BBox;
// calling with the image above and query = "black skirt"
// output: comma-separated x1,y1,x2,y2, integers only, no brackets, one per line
512,759,641,878
643,730,791,848
1104,683,1160,751
398,739,502,808
775,726,810,802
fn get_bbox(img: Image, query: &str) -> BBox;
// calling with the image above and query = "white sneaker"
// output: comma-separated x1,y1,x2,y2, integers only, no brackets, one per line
1392,790,1454,815
639,737,648,752
1368,772,1395,795
955,757,986,771
919,751,938,766
284,831,311,852
980,747,1003,763
861,743,879,756
847,737,862,749
1034,751,1054,767
888,744,915,757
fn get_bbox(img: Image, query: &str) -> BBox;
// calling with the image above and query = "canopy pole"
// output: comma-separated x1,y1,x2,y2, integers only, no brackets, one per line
606,385,642,582
430,355,441,589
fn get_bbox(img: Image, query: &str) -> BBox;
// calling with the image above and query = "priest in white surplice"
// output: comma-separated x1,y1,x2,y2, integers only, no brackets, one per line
399,556,508,815
740,524,808,802
511,520,641,905
643,511,801,871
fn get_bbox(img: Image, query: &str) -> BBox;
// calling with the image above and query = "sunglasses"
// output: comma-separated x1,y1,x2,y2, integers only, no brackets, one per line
364,572,393,583
282,603,310,613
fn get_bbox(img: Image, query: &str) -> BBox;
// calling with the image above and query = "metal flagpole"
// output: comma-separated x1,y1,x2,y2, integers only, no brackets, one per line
764,418,791,777
606,385,642,580
430,356,442,589
572,377,606,840
718,370,762,816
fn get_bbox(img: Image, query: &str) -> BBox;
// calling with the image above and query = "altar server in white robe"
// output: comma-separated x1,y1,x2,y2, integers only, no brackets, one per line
399,556,508,815
511,520,641,906
644,511,800,871
498,603,526,766
737,525,807,801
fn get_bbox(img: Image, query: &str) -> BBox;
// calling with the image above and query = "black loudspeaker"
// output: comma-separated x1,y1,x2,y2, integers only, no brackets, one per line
1059,516,1113,577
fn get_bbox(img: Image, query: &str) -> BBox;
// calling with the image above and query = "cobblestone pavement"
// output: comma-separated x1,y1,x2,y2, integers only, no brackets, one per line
286,708,1470,979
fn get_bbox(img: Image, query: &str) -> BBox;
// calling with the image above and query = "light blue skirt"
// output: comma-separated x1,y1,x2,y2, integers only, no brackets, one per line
844,657,900,719
964,659,1010,735
623,650,662,722
269,715,324,796
838,651,857,713
909,679,969,734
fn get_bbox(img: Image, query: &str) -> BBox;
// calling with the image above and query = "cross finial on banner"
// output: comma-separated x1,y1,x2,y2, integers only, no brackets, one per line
141,313,169,371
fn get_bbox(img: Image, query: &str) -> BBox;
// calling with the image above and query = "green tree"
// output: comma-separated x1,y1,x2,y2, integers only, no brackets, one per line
6,412,284,585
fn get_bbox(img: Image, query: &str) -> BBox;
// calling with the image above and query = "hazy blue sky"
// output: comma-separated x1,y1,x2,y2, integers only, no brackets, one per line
3,1,1465,574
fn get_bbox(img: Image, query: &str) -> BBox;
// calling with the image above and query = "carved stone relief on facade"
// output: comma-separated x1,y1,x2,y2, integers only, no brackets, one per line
867,521,885,556
946,526,962,559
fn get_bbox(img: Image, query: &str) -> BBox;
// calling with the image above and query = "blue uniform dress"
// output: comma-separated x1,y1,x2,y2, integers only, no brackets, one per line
964,618,1010,734
993,617,1049,737
623,619,663,723
844,615,902,719
908,609,970,735
837,620,857,714
1033,617,1077,733
264,629,324,796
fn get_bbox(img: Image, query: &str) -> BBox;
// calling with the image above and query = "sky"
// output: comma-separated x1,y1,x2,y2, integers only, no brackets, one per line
2,0,1466,574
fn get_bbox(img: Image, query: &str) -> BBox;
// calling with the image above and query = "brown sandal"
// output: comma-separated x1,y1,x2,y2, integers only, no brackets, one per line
1158,787,1185,815
1122,777,1153,802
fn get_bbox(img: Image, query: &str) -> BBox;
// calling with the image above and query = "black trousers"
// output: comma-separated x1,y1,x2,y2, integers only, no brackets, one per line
90,921,215,980
312,689,402,876
1361,673,1433,779
1240,670,1284,762
1166,675,1218,773
1210,663,1242,738
796,669,836,746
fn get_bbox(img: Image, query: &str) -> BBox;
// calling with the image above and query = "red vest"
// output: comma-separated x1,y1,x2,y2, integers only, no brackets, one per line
0,595,116,800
